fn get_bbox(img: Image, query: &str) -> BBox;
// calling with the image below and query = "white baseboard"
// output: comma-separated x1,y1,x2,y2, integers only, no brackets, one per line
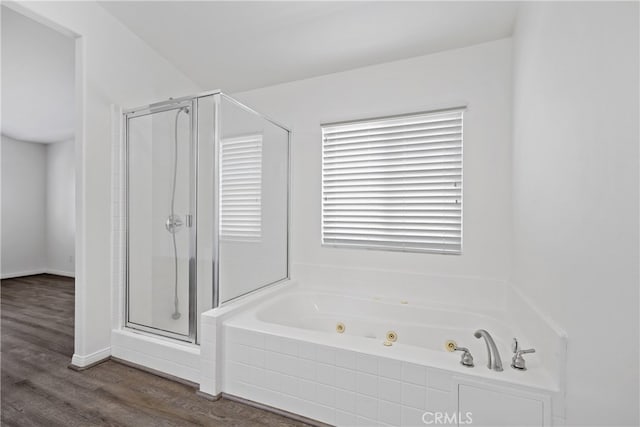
1,269,75,279
45,269,75,278
1,269,47,279
71,347,111,368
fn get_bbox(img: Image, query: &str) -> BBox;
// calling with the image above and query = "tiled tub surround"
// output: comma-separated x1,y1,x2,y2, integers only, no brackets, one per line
212,284,565,426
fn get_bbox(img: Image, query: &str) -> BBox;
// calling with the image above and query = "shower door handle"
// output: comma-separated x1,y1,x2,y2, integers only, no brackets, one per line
165,215,184,233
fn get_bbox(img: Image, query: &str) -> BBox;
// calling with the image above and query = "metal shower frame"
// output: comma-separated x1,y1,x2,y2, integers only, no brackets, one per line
122,90,291,343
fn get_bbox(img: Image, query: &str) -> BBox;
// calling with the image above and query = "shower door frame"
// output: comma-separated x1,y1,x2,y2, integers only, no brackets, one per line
120,89,292,344
213,93,292,307
123,98,199,343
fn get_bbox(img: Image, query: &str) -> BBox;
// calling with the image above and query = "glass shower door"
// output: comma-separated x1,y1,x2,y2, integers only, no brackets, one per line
126,101,196,341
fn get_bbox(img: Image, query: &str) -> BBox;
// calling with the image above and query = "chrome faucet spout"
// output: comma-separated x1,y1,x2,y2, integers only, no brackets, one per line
474,329,503,372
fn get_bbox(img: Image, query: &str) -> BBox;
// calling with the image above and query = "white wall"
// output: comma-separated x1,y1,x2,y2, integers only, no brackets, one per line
512,2,639,426
1,136,76,278
234,39,513,295
1,6,75,143
9,1,200,365
2,6,75,278
46,140,75,276
1,134,47,277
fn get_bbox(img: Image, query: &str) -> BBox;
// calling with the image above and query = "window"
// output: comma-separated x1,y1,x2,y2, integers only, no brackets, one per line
321,109,463,254
220,135,263,241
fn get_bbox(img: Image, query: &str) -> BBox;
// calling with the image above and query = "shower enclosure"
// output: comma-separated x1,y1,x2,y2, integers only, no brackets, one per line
123,91,290,343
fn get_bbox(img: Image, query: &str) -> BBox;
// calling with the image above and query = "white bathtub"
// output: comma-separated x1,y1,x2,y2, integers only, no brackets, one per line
254,291,514,355
219,284,561,426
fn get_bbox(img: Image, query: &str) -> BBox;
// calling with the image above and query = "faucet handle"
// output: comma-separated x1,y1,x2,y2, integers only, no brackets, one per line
453,346,475,368
445,340,474,367
511,348,536,370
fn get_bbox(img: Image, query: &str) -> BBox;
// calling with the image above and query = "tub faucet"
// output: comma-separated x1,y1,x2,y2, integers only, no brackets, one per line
474,329,503,372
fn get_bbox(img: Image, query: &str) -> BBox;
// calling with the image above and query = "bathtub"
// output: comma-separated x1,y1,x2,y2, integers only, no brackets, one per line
254,292,513,355
216,284,561,426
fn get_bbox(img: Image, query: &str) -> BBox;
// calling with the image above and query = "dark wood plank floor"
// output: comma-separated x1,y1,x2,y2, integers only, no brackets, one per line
1,274,310,427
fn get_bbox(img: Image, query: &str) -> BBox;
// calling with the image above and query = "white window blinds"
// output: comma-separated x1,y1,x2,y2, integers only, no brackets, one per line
221,135,263,241
321,109,463,254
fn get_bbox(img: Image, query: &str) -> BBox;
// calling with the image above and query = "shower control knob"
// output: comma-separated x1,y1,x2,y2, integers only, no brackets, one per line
165,215,184,234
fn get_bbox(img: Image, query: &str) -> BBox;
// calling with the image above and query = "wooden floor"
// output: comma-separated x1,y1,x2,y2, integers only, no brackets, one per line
1,274,310,427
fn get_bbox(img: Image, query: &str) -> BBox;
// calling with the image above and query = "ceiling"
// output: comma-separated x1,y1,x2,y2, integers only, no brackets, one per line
0,2,517,143
100,1,518,93
1,6,75,144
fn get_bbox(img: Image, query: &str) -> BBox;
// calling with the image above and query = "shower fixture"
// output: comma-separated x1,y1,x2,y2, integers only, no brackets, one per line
165,215,184,233
168,106,189,320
